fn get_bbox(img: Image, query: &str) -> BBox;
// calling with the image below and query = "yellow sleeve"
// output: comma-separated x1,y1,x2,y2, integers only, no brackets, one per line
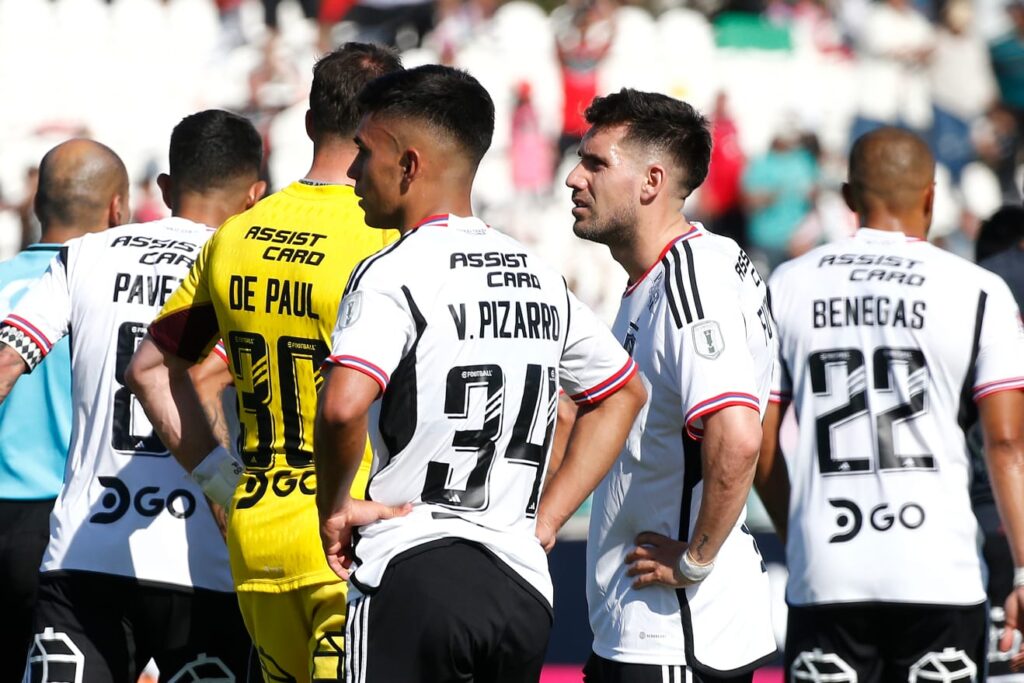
148,234,220,362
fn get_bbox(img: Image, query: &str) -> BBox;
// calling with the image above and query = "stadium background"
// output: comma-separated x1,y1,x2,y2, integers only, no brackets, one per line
1,0,1021,680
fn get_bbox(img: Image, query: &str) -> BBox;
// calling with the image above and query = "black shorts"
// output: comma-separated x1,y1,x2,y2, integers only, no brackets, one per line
26,570,253,683
345,539,552,683
785,602,987,683
0,497,53,682
582,653,753,683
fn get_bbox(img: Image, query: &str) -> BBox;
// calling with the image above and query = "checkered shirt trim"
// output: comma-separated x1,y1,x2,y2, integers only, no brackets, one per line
0,325,44,371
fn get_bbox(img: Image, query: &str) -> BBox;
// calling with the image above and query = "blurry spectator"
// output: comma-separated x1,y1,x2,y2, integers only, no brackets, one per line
343,0,435,49
699,93,746,246
510,82,554,196
990,0,1024,123
930,0,998,185
741,124,819,270
554,0,615,164
428,0,498,63
214,0,246,51
850,0,934,142
17,167,40,251
973,104,1022,201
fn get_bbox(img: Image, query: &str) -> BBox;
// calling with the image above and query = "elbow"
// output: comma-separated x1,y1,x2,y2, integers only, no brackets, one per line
623,374,648,413
124,356,144,396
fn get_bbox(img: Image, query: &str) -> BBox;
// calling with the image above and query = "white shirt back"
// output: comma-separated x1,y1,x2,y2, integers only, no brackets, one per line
1,217,232,592
770,228,1024,606
328,215,636,605
588,225,777,672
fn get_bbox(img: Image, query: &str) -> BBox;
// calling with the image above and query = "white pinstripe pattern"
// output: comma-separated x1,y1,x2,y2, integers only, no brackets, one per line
359,595,370,682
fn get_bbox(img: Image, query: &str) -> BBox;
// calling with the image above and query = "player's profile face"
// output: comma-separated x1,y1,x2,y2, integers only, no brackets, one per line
565,125,639,245
348,114,404,228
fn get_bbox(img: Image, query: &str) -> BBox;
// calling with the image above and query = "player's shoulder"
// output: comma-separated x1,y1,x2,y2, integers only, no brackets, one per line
663,224,746,292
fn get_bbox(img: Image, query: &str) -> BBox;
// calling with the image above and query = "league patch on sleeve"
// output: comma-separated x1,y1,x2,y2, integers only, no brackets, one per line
339,292,363,328
692,320,724,359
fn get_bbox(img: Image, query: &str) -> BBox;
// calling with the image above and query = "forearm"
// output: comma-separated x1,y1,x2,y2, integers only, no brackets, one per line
753,402,789,543
688,407,761,564
127,338,217,472
313,410,369,518
0,344,28,404
981,390,1024,568
537,376,645,533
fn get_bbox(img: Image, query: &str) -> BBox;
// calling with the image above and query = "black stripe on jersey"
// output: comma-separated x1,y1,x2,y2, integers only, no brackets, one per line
58,246,69,268
560,278,572,358
665,249,693,328
957,290,987,433
344,229,418,296
661,255,683,328
376,286,428,473
682,241,704,320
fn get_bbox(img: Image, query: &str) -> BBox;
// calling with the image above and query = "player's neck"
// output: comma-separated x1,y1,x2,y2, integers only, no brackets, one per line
398,189,474,234
615,212,691,285
860,212,927,240
173,194,242,230
305,140,357,186
38,223,104,244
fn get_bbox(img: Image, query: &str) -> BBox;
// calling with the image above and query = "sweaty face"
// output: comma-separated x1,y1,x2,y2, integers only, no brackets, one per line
565,125,640,246
348,114,405,229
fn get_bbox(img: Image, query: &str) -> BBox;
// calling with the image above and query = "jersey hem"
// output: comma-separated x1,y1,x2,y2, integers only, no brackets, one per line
41,567,235,595
234,568,341,593
973,377,1024,401
3,315,52,355
684,393,760,440
786,598,988,609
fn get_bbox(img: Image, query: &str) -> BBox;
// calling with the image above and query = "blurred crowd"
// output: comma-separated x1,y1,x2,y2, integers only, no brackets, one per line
2,0,1024,320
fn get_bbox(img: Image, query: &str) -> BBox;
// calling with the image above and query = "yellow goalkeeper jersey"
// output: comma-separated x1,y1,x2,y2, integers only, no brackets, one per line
149,181,395,592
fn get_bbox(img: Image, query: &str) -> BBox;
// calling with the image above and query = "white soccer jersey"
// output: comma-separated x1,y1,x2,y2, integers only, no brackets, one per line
588,225,777,672
771,228,1024,607
0,218,232,592
327,214,636,606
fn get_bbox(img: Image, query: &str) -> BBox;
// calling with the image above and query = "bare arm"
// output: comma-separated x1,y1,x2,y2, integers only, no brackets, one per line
754,400,789,543
314,366,411,580
125,335,218,472
188,353,234,450
979,389,1024,666
535,374,647,551
543,393,579,484
0,344,27,405
626,404,762,588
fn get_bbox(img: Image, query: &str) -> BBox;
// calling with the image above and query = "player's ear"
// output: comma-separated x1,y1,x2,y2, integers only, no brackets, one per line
304,109,315,144
156,173,173,211
841,182,855,213
640,164,666,204
922,182,935,227
108,192,128,227
401,148,421,184
246,180,268,209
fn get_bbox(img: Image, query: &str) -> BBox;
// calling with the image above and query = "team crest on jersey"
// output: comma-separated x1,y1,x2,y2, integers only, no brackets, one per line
648,272,663,312
692,320,724,359
623,321,639,356
339,292,363,328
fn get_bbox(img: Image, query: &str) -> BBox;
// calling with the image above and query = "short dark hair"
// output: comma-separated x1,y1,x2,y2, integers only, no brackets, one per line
976,205,1024,262
357,65,495,166
168,109,263,193
310,42,403,139
585,89,712,196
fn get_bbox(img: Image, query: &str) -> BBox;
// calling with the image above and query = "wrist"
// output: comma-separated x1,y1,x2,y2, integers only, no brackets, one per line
1014,567,1024,589
191,446,242,508
677,549,715,583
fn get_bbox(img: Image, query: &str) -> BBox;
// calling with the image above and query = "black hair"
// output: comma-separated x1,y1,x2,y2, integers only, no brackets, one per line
585,88,712,195
357,65,495,166
168,109,263,193
976,205,1024,262
310,42,403,139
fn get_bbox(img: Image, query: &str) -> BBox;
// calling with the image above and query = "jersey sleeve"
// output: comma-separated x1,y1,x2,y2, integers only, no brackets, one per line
667,263,760,440
325,285,417,393
559,289,637,405
148,236,219,363
0,252,72,372
972,279,1024,401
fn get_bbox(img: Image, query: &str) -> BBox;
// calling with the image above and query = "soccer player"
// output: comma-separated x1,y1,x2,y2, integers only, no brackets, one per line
563,89,778,682
0,139,128,683
314,65,646,683
756,127,1024,679
126,44,402,683
0,110,264,683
